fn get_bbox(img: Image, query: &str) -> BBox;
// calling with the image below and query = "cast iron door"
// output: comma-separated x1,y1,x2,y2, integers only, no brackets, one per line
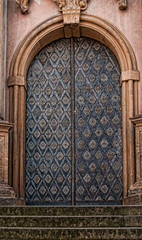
26,37,123,205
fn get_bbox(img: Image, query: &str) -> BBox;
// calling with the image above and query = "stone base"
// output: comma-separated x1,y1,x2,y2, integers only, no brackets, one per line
16,198,26,205
0,198,26,206
128,182,142,195
0,183,17,205
123,182,142,205
0,183,15,197
123,193,142,205
0,197,16,205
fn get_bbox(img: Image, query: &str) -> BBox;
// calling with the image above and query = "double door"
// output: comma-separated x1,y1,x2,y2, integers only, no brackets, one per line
25,37,123,205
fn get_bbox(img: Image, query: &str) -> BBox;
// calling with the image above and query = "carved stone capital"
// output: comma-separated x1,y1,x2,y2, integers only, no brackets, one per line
121,70,140,83
8,76,27,90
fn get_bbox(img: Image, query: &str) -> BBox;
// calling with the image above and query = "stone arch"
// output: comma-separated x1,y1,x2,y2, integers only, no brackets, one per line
8,14,140,204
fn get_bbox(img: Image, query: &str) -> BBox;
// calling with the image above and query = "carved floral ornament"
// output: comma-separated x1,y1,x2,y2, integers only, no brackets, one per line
53,0,88,12
15,0,128,14
15,0,29,14
53,0,87,26
118,0,127,10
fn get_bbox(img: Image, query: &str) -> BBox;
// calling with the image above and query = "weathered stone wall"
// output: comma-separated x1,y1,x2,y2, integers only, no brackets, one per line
0,0,2,120
0,0,7,120
6,0,142,117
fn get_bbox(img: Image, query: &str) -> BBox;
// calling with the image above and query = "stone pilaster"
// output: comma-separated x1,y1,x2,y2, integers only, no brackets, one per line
0,121,16,205
0,0,7,120
124,115,142,205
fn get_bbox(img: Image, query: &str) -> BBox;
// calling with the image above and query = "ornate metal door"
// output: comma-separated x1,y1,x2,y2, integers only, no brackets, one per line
26,37,123,205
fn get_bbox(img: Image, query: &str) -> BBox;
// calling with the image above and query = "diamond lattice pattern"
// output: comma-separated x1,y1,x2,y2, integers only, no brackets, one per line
75,38,122,204
26,39,72,205
26,37,123,205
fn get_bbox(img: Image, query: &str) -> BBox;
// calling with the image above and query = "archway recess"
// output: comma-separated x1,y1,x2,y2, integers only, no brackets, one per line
8,14,140,205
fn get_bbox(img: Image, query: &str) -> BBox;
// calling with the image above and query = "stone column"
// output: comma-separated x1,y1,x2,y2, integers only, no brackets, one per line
120,70,140,204
0,121,16,205
8,76,26,205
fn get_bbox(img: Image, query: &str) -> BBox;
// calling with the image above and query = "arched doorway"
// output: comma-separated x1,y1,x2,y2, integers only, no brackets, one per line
25,37,122,205
8,15,139,205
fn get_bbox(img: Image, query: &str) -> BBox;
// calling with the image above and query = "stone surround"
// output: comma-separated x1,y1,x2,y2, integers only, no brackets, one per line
0,121,16,205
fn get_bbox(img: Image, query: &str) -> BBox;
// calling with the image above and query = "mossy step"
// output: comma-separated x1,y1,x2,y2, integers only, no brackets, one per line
0,215,141,227
0,227,142,239
0,206,142,216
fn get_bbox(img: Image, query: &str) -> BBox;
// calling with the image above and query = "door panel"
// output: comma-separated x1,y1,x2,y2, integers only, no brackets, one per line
75,38,122,205
25,37,123,205
26,39,72,205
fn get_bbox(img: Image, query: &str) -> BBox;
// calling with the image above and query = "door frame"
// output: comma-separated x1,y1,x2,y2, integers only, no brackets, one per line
8,14,140,205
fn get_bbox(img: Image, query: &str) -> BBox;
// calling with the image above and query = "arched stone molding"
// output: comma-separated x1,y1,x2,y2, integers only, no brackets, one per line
8,14,140,205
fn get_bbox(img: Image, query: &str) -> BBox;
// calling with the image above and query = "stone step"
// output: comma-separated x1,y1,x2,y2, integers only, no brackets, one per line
0,207,141,239
0,227,142,239
0,198,16,205
0,215,141,228
0,206,142,216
